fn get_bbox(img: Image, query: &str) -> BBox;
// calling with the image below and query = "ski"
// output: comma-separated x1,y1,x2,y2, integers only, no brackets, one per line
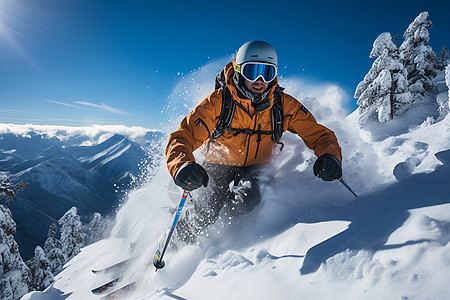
99,280,139,300
91,276,123,295
91,260,153,296
92,256,139,275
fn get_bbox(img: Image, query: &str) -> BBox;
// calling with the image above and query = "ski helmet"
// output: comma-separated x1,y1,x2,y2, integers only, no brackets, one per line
235,40,278,68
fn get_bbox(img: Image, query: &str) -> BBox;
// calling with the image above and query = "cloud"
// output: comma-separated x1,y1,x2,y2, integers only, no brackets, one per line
0,123,158,145
75,101,129,114
0,105,129,125
46,99,130,114
0,108,28,115
46,99,78,108
0,107,90,123
0,108,44,118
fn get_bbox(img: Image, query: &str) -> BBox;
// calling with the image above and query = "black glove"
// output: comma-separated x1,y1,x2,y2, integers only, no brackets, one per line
313,154,342,181
174,162,209,191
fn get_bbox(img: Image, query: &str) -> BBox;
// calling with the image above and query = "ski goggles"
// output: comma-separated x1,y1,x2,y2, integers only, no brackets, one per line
234,62,277,83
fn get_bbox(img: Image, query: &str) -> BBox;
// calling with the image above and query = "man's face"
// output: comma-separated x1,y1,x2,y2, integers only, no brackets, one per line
244,78,269,94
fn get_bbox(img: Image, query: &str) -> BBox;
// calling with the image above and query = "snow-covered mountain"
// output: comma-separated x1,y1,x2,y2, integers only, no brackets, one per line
20,63,450,299
0,124,163,260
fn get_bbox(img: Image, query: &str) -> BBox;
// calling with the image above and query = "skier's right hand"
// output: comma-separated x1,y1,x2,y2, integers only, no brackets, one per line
174,162,209,191
313,153,342,181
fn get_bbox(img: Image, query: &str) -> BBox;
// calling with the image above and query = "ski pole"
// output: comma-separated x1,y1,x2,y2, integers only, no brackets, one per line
337,177,358,198
153,189,189,271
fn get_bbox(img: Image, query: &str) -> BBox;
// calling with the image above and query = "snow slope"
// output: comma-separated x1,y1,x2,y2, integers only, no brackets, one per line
21,63,450,299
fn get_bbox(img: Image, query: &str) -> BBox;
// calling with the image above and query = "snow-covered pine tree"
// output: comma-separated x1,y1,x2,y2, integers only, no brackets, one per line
86,212,113,244
400,11,437,102
0,177,28,205
58,207,87,261
0,205,31,299
26,246,54,291
43,223,66,273
444,64,450,116
355,32,411,123
436,46,449,71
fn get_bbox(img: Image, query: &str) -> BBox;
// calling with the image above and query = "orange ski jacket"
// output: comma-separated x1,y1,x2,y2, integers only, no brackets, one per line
166,62,342,179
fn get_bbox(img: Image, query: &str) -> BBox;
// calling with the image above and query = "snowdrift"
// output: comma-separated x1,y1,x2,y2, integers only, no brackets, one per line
21,61,450,299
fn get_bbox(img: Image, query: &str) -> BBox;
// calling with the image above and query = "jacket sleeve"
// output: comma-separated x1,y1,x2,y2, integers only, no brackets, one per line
165,91,221,178
283,94,342,163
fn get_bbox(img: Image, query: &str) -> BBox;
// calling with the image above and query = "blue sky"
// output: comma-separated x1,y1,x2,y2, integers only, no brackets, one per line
0,0,449,129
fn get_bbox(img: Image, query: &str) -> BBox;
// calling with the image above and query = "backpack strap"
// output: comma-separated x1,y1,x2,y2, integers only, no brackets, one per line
210,86,235,140
271,86,285,150
207,76,235,152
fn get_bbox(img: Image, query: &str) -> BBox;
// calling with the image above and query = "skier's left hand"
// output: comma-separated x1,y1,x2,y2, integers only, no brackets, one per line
313,154,342,181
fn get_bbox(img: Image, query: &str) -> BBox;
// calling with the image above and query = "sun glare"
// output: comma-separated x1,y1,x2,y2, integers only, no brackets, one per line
0,0,38,65
0,0,20,42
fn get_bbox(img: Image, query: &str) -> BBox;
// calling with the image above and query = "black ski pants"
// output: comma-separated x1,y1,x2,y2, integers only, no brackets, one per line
175,163,262,244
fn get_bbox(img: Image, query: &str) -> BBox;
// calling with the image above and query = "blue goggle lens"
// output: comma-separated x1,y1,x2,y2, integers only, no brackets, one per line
242,63,276,83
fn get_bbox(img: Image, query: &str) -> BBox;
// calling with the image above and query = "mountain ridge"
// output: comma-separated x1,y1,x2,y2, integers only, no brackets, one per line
0,125,162,259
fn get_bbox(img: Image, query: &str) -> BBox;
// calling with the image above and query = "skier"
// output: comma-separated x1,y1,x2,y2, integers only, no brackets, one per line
165,40,342,245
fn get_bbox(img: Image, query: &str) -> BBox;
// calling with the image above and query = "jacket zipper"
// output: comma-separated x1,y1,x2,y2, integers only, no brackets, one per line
243,116,260,166
254,123,262,159
243,134,251,166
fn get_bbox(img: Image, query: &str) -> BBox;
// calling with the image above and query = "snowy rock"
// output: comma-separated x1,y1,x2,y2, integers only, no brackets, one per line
393,161,416,181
